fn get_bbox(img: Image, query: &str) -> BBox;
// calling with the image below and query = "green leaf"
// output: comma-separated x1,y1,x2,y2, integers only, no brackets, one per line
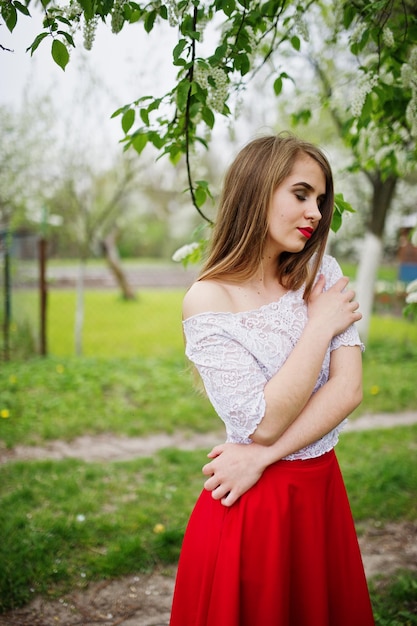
290,35,301,51
144,9,156,33
132,133,148,154
122,108,135,134
140,108,149,125
173,39,187,63
331,208,342,232
201,106,215,129
51,39,69,71
194,186,207,208
221,0,236,17
78,0,94,21
176,79,191,112
26,32,49,55
2,3,17,32
57,30,75,47
14,1,31,17
234,53,250,75
334,193,355,214
273,76,283,95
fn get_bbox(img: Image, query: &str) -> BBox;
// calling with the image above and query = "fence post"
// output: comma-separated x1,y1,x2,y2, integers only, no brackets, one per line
2,230,11,361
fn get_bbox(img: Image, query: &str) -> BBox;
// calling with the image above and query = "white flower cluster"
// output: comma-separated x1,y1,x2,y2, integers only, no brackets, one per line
350,73,378,117
63,0,82,20
83,15,99,50
194,65,228,113
172,241,200,263
401,48,417,138
355,121,409,174
111,0,127,34
382,27,394,48
61,0,82,44
350,22,366,44
166,0,180,27
406,278,417,305
293,11,309,42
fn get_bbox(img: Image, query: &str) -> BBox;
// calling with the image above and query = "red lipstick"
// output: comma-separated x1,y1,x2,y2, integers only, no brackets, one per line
298,227,314,239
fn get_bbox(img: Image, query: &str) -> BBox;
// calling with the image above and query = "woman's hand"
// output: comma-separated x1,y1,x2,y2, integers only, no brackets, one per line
307,275,362,337
202,442,270,507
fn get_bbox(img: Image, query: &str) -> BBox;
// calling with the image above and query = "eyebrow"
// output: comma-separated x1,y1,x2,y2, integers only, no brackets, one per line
291,182,326,197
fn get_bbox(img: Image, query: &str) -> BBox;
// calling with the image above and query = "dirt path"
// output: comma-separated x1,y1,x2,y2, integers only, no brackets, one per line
1,411,417,465
1,411,416,626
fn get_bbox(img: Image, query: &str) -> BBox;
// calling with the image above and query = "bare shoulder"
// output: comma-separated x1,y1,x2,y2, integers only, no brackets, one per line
182,280,234,320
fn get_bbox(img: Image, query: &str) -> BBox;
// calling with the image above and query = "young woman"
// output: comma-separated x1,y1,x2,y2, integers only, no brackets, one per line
169,133,375,626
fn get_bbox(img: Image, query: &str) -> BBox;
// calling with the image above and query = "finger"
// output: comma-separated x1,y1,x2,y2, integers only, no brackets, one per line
221,490,239,507
211,483,230,501
335,276,350,291
206,445,224,459
203,475,218,491
310,274,325,298
202,461,215,476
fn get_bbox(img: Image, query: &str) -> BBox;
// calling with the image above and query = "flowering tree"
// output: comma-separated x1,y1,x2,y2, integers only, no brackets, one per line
1,1,416,331
2,0,414,213
284,1,417,339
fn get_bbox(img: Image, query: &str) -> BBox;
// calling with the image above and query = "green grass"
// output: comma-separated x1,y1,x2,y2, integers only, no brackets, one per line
1,286,417,620
13,288,185,358
0,356,218,447
370,572,417,625
0,426,416,613
359,314,417,415
1,291,416,448
340,262,398,282
0,448,204,611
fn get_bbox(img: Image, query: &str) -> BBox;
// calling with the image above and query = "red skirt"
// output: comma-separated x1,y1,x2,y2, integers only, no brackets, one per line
170,450,374,626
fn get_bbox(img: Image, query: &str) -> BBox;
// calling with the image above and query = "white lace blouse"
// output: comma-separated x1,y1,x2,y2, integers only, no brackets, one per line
183,255,364,460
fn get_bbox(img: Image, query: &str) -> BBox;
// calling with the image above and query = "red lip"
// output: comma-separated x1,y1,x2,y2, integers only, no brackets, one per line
298,227,314,239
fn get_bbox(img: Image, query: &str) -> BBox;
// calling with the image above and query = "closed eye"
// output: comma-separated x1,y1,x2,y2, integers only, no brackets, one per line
295,193,307,202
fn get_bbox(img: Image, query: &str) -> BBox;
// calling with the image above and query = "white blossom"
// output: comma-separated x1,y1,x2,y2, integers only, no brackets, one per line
195,65,229,113
406,278,417,294
294,12,309,42
401,63,415,89
350,22,366,44
405,291,417,304
410,47,417,71
172,242,200,262
111,0,127,34
350,73,378,118
83,16,99,50
382,27,394,48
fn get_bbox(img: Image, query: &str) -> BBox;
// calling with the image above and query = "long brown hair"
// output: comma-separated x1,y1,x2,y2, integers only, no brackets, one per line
199,132,334,299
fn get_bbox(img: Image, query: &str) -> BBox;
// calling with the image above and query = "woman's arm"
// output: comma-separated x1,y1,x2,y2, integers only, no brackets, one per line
251,275,361,445
202,344,362,506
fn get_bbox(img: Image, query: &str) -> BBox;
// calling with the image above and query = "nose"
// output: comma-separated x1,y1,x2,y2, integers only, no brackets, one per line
305,199,322,222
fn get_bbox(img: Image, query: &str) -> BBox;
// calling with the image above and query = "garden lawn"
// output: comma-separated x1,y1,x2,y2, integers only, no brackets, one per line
0,425,416,613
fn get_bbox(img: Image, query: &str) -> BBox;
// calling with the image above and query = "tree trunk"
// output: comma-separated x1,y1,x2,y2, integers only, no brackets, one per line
355,174,398,343
101,232,136,300
356,232,383,342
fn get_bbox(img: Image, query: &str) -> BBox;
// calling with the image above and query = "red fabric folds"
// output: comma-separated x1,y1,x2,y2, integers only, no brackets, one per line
170,450,374,626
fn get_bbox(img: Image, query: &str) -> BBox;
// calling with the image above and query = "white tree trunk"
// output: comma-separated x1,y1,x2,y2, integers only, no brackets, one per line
355,231,383,344
74,259,85,356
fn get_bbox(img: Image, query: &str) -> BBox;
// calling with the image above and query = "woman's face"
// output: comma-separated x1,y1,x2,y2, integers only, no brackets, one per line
266,154,325,257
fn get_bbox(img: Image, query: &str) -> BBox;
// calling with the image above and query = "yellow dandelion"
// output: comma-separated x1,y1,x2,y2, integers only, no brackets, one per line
370,385,380,396
1,409,10,419
56,364,64,374
9,375,17,384
153,523,165,534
